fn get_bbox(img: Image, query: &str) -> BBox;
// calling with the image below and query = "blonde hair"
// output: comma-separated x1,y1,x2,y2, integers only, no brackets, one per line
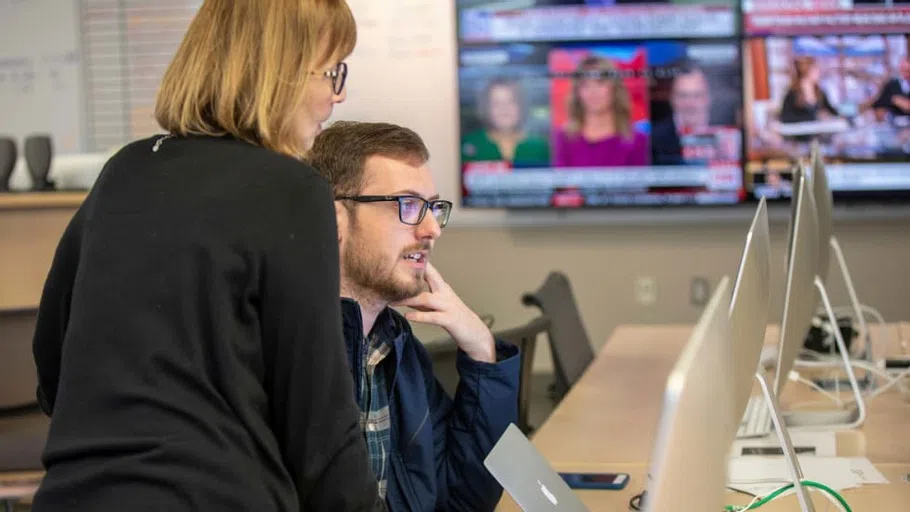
566,55,632,138
155,0,356,158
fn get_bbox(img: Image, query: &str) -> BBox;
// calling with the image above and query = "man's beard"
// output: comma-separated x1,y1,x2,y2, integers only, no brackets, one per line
342,225,430,304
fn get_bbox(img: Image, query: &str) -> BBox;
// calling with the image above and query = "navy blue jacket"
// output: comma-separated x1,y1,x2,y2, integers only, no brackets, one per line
341,299,521,511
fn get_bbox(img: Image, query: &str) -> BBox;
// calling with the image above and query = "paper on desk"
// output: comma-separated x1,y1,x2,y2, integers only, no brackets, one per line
731,431,836,458
728,457,859,497
847,457,889,485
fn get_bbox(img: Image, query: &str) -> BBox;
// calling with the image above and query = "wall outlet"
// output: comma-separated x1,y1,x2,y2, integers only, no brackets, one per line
690,277,711,306
634,276,658,306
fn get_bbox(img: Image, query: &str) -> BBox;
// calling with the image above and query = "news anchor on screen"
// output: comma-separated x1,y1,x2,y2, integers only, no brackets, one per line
778,56,839,124
461,77,550,168
552,55,649,168
651,66,712,165
871,57,910,122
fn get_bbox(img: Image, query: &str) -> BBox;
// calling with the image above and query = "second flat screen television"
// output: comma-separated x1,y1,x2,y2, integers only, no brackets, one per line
457,0,744,208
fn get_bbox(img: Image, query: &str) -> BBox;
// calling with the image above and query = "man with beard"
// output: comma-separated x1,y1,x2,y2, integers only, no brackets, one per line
306,121,520,511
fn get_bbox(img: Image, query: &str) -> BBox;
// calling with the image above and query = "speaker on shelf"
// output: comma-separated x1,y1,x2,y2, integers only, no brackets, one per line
0,136,16,192
24,134,54,191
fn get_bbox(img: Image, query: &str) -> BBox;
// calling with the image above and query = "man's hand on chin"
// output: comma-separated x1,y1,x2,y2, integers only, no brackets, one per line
393,263,496,363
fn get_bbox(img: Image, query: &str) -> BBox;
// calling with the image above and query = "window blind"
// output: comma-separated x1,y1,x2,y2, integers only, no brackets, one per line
81,0,201,152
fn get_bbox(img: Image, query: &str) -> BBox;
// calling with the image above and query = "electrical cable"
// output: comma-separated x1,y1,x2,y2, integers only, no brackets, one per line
628,490,644,511
794,359,910,403
725,480,851,512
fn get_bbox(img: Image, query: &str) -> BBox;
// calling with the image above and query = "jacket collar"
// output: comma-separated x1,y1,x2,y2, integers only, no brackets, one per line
340,297,409,368
341,297,395,339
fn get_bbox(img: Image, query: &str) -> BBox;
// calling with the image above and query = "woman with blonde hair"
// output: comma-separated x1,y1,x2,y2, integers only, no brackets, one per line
31,1,384,510
553,55,649,167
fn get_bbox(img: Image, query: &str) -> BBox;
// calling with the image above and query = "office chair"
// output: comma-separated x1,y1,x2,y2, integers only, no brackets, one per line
522,272,595,403
492,315,550,434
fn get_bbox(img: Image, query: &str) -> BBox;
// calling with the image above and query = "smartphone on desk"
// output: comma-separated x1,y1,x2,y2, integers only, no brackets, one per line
558,472,630,490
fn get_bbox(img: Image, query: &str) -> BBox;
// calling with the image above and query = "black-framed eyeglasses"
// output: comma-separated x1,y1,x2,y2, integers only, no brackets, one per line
317,62,347,95
336,195,452,228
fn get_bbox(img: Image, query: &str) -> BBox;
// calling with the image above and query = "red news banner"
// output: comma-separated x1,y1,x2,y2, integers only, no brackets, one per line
745,7,910,35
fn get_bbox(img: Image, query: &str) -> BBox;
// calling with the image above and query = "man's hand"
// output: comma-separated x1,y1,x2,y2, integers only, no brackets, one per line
394,263,496,363
892,95,910,113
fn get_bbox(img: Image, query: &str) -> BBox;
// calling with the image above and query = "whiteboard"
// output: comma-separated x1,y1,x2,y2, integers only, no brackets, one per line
0,0,84,189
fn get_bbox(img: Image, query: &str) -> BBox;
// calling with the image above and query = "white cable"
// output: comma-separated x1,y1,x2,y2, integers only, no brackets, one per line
861,367,910,402
794,360,910,404
789,370,844,407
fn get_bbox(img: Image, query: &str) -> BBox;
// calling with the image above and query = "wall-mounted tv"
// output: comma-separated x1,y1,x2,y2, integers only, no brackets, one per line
456,0,745,208
743,0,910,203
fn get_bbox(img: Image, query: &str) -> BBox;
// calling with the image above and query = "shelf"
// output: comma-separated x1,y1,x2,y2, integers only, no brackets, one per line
0,192,87,211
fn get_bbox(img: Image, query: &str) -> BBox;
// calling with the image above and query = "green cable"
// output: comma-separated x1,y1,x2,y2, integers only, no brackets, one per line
724,479,852,512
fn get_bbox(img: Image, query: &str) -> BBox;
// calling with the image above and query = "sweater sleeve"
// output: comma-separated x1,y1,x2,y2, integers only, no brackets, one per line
32,202,86,415
257,173,384,512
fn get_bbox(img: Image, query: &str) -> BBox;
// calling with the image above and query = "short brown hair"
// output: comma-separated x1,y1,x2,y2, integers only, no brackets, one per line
155,0,356,159
306,121,430,197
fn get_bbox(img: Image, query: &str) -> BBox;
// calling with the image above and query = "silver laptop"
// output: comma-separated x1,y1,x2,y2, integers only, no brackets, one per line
484,423,589,511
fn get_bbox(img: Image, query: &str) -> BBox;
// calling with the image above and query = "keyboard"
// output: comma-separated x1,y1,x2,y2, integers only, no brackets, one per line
737,396,773,439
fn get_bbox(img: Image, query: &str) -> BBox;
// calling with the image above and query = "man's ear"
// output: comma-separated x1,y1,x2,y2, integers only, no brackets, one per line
334,201,348,243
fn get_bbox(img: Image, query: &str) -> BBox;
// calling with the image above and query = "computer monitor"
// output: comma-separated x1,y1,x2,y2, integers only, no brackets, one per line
456,1,745,208
644,275,733,511
808,139,872,357
727,197,771,441
808,141,833,283
773,168,820,398
773,148,869,429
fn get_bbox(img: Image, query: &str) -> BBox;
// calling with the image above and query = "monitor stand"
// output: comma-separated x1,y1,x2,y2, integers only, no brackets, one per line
749,372,815,512
785,276,867,430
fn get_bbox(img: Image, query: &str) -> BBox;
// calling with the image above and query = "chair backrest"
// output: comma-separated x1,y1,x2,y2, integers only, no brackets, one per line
522,272,594,401
0,308,40,411
493,315,550,434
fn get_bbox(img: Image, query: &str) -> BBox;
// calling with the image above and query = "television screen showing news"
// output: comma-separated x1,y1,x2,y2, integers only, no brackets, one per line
744,34,910,201
743,0,910,37
456,1,743,208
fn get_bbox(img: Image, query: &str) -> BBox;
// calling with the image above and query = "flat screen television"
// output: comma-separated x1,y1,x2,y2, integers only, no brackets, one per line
743,0,910,203
456,0,745,208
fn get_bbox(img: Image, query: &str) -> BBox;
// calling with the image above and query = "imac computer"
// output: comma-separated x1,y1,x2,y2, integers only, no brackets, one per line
729,197,773,439
808,142,833,284
807,141,873,362
727,199,815,510
774,165,867,429
644,276,734,511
